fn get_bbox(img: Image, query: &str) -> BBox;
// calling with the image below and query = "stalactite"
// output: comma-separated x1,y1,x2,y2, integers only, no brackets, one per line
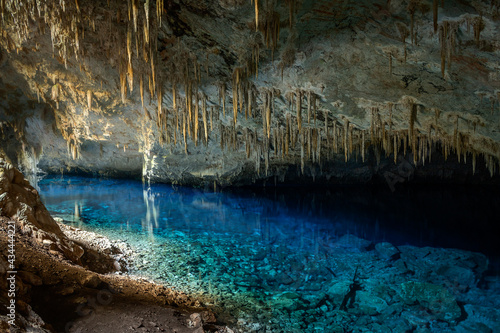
472,16,484,47
453,116,459,154
306,128,311,161
396,22,409,62
234,124,238,151
219,83,226,117
245,128,250,158
255,144,261,175
313,95,317,125
127,26,132,65
183,111,187,154
148,75,154,102
219,121,224,150
132,0,138,32
202,96,208,145
433,0,438,33
388,52,392,75
312,129,318,164
307,91,311,124
71,143,78,160
439,25,447,77
343,118,349,162
439,21,458,77
362,130,365,163
393,134,398,164
408,4,416,45
135,26,140,59
280,127,284,159
186,81,192,138
266,91,272,139
127,61,134,92
382,121,388,155
286,113,290,156
457,132,462,163
291,119,298,149
472,151,476,174
264,139,269,176
323,109,328,135
333,121,338,154
296,90,302,133
403,131,407,157
239,84,244,120
252,0,259,30
150,49,156,92
232,70,239,125
300,131,305,174
156,0,163,25
248,87,253,118
272,127,277,157
86,90,92,111
262,104,267,138
194,94,199,146
210,106,214,131
409,103,418,163
349,124,354,156
157,86,162,127
144,0,150,36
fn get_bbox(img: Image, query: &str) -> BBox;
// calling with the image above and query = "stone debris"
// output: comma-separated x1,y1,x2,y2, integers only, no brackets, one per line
82,220,499,333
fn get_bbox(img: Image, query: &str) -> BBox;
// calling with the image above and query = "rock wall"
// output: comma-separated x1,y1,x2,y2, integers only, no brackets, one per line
0,0,499,185
0,158,85,263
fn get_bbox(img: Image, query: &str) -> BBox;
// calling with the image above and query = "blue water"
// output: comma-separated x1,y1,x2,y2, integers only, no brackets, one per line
38,176,500,332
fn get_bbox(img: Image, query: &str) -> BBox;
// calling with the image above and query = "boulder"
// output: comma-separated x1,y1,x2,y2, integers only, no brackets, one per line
333,234,372,252
0,158,84,264
399,281,462,322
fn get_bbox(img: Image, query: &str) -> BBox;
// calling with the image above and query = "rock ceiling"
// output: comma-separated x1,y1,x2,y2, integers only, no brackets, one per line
0,0,499,185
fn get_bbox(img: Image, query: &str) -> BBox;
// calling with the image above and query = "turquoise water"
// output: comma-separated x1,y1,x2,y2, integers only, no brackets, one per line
39,176,500,332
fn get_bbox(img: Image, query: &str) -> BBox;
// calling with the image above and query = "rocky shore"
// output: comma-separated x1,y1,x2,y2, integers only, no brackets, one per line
0,158,231,333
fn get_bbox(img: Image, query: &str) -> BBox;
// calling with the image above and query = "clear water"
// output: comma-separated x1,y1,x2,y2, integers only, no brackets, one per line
39,176,500,332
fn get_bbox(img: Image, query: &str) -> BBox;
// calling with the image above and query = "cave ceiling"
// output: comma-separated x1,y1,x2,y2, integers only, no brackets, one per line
0,0,499,185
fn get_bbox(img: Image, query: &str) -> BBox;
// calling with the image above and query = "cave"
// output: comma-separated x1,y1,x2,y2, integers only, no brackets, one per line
1,0,500,332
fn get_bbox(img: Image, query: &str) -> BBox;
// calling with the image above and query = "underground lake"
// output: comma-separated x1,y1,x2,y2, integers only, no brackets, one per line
38,175,500,332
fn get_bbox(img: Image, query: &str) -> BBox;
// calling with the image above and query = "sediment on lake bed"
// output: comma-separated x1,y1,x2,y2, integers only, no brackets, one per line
0,159,230,333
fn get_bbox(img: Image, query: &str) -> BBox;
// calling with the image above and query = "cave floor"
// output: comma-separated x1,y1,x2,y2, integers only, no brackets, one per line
0,216,224,333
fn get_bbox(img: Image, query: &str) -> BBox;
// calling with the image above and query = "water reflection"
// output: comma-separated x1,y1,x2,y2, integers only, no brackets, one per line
40,177,500,271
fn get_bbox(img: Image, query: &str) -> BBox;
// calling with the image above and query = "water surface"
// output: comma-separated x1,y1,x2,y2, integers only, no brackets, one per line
39,176,500,332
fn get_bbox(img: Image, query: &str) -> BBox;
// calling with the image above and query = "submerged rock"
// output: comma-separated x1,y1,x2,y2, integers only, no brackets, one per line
375,242,400,260
399,281,462,322
333,234,372,252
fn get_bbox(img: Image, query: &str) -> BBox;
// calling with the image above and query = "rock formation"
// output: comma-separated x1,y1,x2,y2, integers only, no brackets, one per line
0,158,84,263
0,0,499,185
0,158,222,332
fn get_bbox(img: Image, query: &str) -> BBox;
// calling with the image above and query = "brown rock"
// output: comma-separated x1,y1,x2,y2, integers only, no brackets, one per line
188,313,202,328
18,271,43,286
200,310,217,324
82,274,104,289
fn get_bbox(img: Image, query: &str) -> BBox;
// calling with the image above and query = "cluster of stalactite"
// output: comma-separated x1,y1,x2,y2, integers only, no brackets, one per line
150,82,500,178
396,1,493,78
1,0,164,161
2,0,499,180
437,14,487,77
